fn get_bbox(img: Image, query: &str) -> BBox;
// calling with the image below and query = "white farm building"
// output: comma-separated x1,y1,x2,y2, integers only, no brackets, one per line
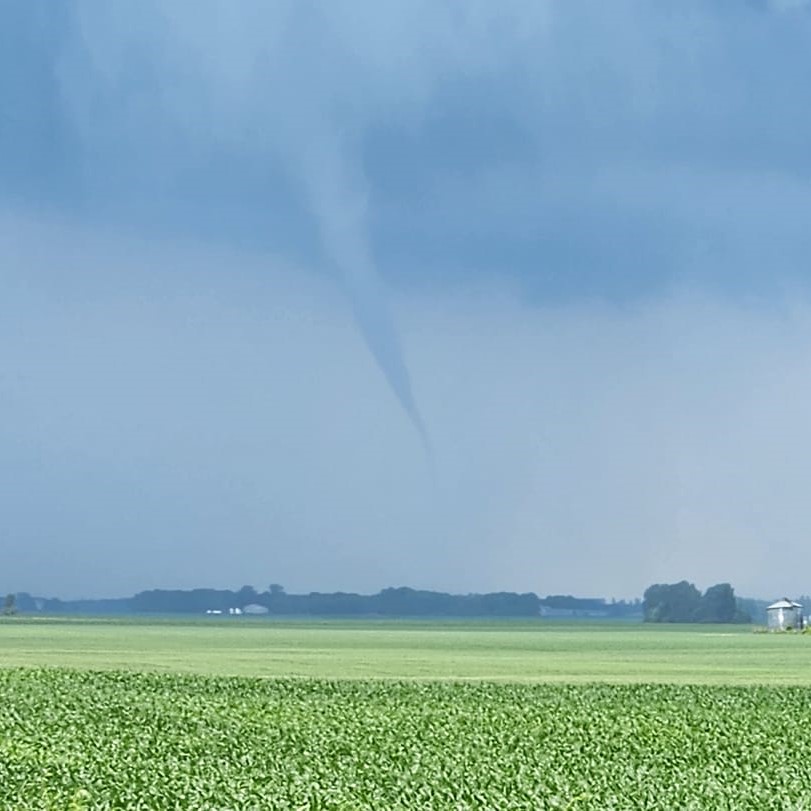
766,599,804,631
243,603,269,615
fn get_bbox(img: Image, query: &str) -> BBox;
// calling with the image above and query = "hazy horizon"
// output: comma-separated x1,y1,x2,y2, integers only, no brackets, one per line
4,1,811,601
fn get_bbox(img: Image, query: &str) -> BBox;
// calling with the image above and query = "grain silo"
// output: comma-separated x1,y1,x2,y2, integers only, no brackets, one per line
766,599,803,631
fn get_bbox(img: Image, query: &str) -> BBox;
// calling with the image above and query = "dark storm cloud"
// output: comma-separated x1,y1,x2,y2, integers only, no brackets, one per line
2,1,811,599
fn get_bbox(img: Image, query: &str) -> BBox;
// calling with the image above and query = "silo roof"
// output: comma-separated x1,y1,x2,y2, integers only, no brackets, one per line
767,598,803,610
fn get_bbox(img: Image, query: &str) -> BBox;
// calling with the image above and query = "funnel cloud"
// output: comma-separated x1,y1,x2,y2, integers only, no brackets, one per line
297,131,429,447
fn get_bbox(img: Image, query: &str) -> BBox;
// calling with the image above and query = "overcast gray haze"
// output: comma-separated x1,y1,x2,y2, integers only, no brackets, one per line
3,0,811,601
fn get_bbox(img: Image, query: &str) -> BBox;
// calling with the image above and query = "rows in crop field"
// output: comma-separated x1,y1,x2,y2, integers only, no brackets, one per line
1,669,810,809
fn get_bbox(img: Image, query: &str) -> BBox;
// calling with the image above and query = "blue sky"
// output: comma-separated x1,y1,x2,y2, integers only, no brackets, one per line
3,0,811,599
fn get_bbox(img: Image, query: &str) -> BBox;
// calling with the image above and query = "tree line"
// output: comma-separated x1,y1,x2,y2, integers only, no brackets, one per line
8,582,760,622
10,586,642,619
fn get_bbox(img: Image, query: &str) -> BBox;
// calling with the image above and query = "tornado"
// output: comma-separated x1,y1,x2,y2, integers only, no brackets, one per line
300,136,431,453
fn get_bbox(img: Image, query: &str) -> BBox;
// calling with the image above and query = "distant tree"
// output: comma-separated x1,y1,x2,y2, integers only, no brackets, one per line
645,581,750,624
3,593,16,616
734,596,762,624
542,595,606,612
643,581,701,622
695,583,736,623
268,584,285,596
236,585,258,604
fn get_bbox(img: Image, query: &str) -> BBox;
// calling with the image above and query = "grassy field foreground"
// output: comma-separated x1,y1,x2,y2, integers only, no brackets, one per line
2,668,811,810
2,616,811,683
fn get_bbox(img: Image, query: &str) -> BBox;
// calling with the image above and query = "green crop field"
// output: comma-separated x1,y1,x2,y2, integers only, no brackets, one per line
3,669,811,810
2,615,811,684
3,617,811,809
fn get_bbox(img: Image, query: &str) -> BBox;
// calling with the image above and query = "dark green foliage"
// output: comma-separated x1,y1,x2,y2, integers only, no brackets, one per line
644,581,750,623
736,596,768,625
542,595,607,611
2,594,15,616
643,580,702,622
2,670,811,809
695,583,737,623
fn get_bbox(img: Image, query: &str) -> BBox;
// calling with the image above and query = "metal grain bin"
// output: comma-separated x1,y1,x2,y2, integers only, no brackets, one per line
766,598,803,631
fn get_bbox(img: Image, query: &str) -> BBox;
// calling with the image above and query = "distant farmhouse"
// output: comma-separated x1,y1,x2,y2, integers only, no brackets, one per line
766,598,804,631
